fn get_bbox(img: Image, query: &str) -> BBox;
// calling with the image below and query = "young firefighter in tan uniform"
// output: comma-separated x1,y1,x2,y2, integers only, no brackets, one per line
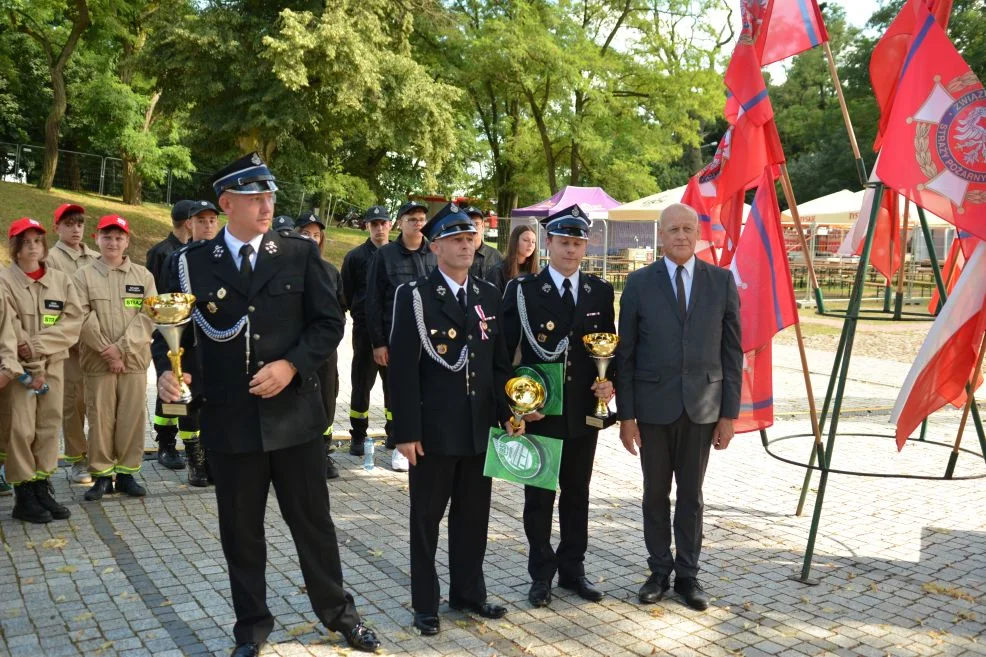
0,218,83,524
74,215,157,501
0,287,26,495
45,203,99,484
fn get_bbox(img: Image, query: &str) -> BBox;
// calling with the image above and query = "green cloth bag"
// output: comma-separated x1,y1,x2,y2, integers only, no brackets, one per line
484,427,563,491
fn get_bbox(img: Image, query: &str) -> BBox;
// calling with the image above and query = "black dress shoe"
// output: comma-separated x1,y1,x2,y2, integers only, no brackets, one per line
84,476,114,502
413,612,440,636
348,439,365,456
449,600,508,619
115,474,146,497
674,577,710,611
344,622,381,651
528,579,552,607
558,576,604,602
638,573,671,604
230,642,263,657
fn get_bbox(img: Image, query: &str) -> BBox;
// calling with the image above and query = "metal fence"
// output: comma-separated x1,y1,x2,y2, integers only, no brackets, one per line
0,141,357,220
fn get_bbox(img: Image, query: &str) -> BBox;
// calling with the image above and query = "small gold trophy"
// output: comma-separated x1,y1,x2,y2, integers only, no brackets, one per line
505,376,546,431
143,293,196,416
583,332,619,419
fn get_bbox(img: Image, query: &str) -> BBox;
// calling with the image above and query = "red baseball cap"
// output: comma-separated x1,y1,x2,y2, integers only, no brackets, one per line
53,203,85,224
8,217,47,239
96,214,130,234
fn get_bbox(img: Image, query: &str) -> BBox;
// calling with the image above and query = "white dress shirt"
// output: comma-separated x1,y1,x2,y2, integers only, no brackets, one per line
439,269,468,304
547,265,579,304
224,230,264,270
664,255,695,309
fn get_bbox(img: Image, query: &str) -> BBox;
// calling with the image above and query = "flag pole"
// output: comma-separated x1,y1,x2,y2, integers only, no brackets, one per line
894,199,911,319
944,331,986,479
792,317,823,517
823,42,868,186
797,181,881,583
779,164,825,312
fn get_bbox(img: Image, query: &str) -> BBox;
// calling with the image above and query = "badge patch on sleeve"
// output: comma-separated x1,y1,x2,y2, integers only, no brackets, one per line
125,285,145,295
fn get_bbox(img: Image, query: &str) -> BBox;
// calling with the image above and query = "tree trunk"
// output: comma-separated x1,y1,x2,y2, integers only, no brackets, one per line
122,157,142,204
64,152,82,191
523,86,558,194
38,71,67,191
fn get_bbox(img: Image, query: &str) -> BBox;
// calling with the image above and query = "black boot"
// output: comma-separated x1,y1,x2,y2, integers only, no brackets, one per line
33,479,71,520
84,476,114,501
185,440,210,487
349,416,368,455
156,433,185,470
115,473,147,497
12,482,52,523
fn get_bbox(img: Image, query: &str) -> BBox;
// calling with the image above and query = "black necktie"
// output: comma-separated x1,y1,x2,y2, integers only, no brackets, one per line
562,278,575,312
239,244,254,280
457,287,467,311
675,265,687,317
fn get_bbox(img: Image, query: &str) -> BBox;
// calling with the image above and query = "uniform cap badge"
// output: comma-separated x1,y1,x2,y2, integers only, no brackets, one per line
251,153,262,165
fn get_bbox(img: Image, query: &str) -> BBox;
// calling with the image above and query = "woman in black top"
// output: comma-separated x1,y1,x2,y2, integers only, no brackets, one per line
489,224,539,292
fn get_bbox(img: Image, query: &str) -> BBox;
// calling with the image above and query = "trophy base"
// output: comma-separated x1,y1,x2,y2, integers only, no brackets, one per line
162,402,190,417
585,413,618,430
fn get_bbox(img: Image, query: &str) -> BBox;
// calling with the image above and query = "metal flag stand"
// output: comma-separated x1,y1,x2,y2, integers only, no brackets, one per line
760,181,986,584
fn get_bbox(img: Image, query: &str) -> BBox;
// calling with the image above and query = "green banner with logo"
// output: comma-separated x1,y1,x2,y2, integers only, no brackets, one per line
514,363,564,416
484,427,563,491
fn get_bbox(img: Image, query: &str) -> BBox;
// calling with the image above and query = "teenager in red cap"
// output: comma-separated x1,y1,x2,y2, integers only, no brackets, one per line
46,203,99,484
73,215,157,500
0,218,82,523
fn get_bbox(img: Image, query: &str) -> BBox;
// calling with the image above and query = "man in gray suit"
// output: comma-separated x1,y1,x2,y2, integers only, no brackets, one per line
614,203,742,611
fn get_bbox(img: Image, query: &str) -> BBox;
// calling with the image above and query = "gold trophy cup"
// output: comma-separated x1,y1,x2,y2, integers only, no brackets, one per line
143,293,197,416
505,376,547,431
583,332,619,419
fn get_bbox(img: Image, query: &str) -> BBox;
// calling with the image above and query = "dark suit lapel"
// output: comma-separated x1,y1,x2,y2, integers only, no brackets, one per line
654,258,682,323
431,268,466,327
248,232,282,298
210,229,249,297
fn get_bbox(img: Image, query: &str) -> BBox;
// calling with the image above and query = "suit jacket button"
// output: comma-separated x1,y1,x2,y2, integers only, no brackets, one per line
258,360,265,367
566,376,572,382
253,333,260,340
285,284,292,290
567,361,572,366
467,335,473,340
248,305,256,312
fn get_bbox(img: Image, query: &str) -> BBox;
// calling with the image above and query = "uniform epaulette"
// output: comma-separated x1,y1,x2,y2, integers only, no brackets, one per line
182,239,209,254
515,274,533,283
279,231,311,243
474,277,498,290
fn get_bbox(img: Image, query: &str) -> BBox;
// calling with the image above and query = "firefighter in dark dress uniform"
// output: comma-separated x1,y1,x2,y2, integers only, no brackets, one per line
502,204,616,608
154,153,380,657
389,202,521,636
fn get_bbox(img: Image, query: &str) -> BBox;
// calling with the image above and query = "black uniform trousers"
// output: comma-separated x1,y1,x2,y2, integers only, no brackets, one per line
349,322,391,439
208,438,360,643
318,350,339,434
638,413,714,580
408,452,491,615
524,432,598,581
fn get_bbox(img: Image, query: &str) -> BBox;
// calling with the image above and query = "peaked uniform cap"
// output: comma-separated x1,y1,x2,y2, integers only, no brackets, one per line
210,152,279,197
422,202,476,241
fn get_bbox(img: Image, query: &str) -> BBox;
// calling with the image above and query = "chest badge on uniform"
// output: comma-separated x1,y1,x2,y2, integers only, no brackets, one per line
436,284,447,297
448,328,457,339
542,283,552,293
537,333,547,343
583,282,591,294
546,321,555,331
212,244,224,259
207,302,218,314
217,287,227,299
436,344,448,355
472,283,480,295
264,241,278,255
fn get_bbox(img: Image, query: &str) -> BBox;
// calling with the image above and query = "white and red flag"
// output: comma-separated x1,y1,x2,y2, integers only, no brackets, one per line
892,241,986,448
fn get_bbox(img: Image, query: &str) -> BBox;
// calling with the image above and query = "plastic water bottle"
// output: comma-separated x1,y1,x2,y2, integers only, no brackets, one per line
363,437,374,471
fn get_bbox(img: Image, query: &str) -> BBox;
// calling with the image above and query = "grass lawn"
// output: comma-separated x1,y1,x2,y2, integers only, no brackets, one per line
0,181,369,267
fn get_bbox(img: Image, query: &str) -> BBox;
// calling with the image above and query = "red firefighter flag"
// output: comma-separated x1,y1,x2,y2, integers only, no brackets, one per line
681,176,727,247
730,169,800,353
743,0,830,67
725,40,772,127
735,344,775,433
876,10,986,240
871,0,954,151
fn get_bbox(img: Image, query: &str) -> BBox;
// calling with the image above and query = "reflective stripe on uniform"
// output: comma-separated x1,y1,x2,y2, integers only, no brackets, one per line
384,408,393,421
153,415,179,427
349,409,370,419
90,465,115,478
178,430,200,441
63,453,84,464
323,425,334,436
114,464,142,475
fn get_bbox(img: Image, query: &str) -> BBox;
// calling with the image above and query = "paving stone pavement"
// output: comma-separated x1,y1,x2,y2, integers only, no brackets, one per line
0,319,984,657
